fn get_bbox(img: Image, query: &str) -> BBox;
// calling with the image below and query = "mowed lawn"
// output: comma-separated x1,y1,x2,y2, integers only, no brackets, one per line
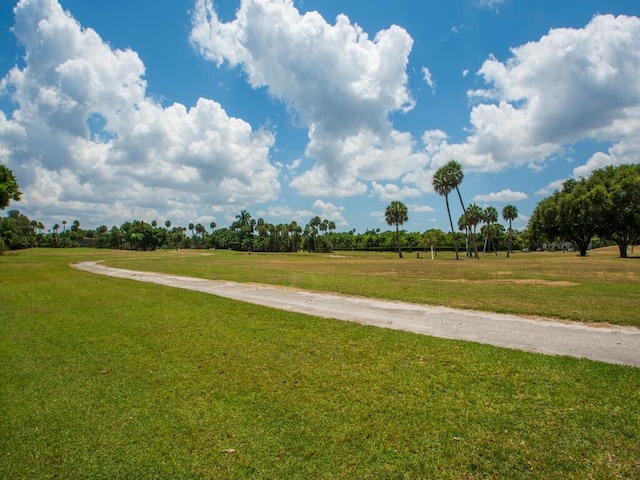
106,246,640,326
1,248,639,479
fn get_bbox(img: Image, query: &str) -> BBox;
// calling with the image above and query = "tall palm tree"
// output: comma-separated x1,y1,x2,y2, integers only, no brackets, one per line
385,200,409,258
443,159,472,258
165,219,171,229
308,216,321,252
195,223,206,240
465,203,482,259
502,204,518,258
62,220,67,233
234,210,252,230
432,166,459,259
320,219,329,235
482,206,499,255
209,221,217,232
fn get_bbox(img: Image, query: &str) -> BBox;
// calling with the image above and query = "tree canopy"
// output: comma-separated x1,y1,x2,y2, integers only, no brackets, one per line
0,165,22,210
528,164,640,257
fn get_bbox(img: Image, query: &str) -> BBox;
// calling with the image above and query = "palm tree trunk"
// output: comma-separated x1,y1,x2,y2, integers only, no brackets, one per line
455,187,479,258
445,195,459,260
396,224,402,258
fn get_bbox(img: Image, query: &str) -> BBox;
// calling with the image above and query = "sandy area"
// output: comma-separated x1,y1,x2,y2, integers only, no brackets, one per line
72,261,640,368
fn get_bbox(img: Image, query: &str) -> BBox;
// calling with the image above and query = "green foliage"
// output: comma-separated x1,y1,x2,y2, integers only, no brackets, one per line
0,210,37,251
589,164,640,258
0,164,22,210
529,164,640,257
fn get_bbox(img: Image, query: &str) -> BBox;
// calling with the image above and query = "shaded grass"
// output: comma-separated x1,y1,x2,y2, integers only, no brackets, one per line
104,246,640,326
1,248,639,479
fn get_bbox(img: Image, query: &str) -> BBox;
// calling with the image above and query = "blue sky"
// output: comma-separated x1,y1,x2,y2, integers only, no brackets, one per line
1,0,640,233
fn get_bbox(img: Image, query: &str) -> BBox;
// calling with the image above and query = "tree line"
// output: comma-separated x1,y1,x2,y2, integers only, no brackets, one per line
1,162,638,257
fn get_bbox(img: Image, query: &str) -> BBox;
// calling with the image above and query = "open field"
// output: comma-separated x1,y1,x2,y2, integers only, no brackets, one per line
1,248,639,479
104,246,640,326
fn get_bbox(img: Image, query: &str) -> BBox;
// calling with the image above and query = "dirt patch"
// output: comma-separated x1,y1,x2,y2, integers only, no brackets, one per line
441,279,579,287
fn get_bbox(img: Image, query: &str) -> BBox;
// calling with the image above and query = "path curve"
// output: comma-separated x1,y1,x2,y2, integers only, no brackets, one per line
73,261,640,368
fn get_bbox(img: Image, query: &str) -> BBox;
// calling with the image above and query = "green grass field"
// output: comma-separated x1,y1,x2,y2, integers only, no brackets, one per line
1,248,639,479
105,246,640,326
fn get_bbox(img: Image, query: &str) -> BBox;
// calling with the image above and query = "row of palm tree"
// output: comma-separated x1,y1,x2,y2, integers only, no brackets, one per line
432,160,518,260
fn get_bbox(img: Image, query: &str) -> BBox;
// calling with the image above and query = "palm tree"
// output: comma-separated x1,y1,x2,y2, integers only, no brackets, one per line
385,200,409,258
209,221,217,232
308,216,321,252
482,206,499,255
188,222,195,239
502,204,518,258
234,210,252,230
165,219,171,229
432,166,459,259
446,160,472,250
62,220,67,233
195,223,206,241
465,203,482,259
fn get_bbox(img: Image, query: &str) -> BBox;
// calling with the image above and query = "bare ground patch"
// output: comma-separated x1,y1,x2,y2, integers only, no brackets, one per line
441,278,580,287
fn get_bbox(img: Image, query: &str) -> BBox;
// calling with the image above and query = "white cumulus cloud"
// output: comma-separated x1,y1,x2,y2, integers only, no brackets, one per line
0,0,279,228
190,0,426,198
473,189,527,203
311,199,347,226
421,14,640,178
370,181,421,201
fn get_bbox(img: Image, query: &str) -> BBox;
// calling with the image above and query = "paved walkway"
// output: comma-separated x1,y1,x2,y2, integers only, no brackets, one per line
73,261,640,368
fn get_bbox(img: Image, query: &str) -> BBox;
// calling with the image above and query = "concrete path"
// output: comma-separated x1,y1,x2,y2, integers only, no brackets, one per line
73,261,640,368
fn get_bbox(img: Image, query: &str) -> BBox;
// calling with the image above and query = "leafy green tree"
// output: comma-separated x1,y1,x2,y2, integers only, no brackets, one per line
1,210,37,251
528,176,606,257
0,165,22,210
385,200,409,258
502,204,518,257
169,226,187,250
423,229,445,258
589,164,640,258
